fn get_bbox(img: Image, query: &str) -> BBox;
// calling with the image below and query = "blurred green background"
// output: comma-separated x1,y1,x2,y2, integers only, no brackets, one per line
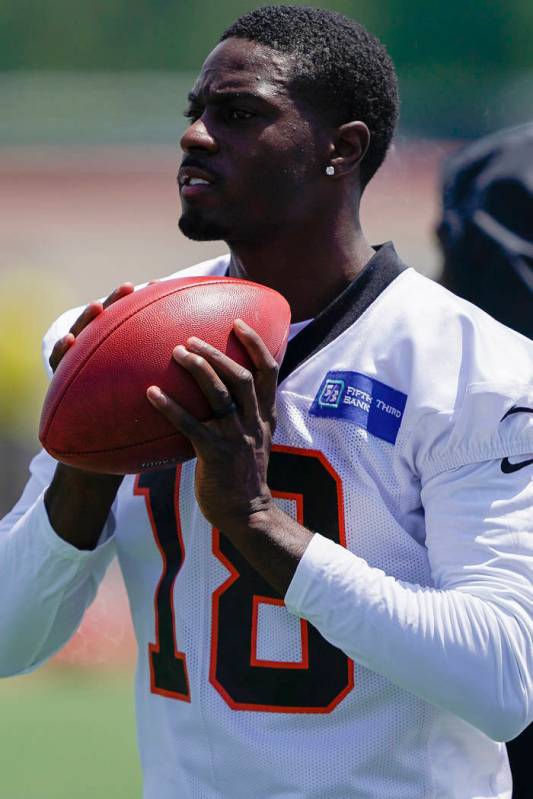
0,668,142,799
0,2,531,796
1,0,532,143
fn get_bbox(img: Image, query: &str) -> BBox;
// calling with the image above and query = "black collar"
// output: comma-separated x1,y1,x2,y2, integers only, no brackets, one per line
278,242,408,383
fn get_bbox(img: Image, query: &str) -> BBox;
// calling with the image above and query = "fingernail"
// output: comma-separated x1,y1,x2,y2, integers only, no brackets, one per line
173,345,188,360
234,318,248,330
147,386,166,406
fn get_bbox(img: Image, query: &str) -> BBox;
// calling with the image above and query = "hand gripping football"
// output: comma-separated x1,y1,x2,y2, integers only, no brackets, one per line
39,276,291,474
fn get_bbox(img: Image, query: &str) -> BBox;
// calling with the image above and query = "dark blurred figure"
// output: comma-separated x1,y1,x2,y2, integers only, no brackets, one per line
437,123,533,799
437,122,533,339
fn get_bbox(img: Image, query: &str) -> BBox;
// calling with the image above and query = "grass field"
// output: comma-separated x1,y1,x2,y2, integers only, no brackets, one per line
0,667,142,798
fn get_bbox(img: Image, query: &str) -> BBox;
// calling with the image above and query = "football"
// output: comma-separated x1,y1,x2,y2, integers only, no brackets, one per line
39,276,291,474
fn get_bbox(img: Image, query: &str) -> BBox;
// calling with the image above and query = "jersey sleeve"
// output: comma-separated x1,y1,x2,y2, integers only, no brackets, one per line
405,382,533,478
0,307,117,677
285,409,533,741
0,448,117,676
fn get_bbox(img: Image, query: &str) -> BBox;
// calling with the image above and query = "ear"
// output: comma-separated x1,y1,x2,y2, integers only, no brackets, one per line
329,121,370,178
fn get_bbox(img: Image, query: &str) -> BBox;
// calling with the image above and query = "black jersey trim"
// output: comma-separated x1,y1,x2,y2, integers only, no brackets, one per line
278,242,408,384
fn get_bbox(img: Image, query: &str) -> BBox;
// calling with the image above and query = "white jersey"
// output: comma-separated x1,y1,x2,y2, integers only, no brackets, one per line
1,244,532,799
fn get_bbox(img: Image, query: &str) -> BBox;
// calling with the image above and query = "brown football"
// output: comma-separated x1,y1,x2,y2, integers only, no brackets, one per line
39,276,290,474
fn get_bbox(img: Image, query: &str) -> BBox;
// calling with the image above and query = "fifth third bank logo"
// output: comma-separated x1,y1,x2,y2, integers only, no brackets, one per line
311,371,408,445
318,379,345,408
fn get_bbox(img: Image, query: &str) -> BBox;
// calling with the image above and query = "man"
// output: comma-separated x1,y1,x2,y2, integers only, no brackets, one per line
436,123,533,797
1,7,532,798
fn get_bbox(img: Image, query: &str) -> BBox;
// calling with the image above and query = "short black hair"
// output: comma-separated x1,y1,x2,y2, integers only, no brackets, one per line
220,5,399,187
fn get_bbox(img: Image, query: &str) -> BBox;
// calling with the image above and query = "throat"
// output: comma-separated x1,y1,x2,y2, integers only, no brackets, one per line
228,240,375,322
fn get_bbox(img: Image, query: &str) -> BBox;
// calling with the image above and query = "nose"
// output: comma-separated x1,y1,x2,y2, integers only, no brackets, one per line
180,116,218,154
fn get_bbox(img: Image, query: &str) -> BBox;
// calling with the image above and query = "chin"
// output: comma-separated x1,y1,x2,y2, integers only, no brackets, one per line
178,212,229,242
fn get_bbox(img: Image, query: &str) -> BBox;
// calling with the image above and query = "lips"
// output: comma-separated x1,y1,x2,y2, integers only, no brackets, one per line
185,177,210,187
178,165,219,202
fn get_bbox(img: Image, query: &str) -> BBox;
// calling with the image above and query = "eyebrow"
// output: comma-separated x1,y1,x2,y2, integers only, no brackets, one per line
186,90,273,106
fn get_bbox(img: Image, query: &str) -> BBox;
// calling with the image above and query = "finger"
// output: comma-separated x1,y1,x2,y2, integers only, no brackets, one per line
183,337,258,420
172,345,239,421
233,319,280,371
102,282,135,309
49,333,75,373
69,301,104,337
146,386,209,446
233,320,279,421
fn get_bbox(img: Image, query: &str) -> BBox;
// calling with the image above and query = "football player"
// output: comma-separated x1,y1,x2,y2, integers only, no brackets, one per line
1,7,532,798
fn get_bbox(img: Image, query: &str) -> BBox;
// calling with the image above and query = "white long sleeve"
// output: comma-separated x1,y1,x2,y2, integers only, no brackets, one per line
0,448,116,676
285,456,533,742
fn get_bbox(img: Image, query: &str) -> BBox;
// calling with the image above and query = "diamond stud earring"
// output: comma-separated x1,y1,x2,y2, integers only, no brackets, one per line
325,165,335,176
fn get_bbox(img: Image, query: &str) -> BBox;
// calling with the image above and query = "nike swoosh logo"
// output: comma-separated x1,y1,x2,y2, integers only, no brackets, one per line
499,407,533,473
500,406,533,421
501,457,533,474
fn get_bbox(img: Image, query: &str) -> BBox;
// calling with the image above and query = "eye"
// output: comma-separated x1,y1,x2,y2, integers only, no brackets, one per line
227,108,255,121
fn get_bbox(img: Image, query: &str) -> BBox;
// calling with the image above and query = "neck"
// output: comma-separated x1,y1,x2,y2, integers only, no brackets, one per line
227,212,375,323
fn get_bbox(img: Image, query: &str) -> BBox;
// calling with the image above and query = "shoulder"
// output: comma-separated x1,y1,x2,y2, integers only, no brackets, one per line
379,270,533,477
380,266,527,341
356,267,531,401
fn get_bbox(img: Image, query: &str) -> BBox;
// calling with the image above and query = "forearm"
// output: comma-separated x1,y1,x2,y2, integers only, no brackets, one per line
44,463,122,550
285,534,532,741
221,503,313,595
224,509,530,739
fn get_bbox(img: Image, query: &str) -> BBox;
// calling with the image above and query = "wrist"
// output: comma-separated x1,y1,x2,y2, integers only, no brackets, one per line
245,501,277,535
230,488,275,536
44,464,123,550
220,501,314,596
